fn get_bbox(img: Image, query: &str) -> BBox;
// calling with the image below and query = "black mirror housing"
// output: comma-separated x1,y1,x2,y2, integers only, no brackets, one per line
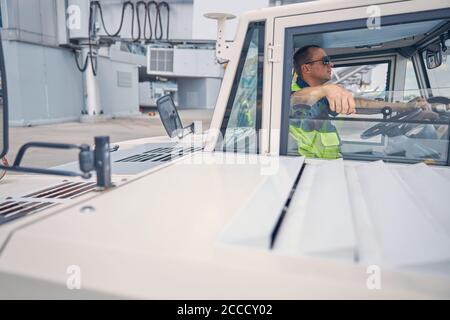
425,42,443,69
157,94,194,139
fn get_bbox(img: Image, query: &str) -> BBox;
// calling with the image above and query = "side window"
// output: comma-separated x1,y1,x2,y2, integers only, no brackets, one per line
216,22,265,153
403,59,421,100
423,49,450,97
287,60,391,158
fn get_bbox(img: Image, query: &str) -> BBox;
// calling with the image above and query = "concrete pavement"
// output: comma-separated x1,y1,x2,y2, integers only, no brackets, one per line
5,110,214,169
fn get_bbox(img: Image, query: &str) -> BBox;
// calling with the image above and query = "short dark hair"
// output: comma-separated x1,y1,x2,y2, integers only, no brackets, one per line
293,45,321,74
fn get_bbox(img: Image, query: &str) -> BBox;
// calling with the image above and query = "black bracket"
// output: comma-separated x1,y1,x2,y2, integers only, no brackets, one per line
176,122,195,139
0,136,113,189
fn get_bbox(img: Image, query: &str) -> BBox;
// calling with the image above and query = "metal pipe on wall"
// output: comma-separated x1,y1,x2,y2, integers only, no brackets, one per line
82,47,102,117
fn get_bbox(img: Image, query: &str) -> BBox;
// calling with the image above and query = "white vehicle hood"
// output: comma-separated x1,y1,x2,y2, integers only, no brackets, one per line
0,151,449,299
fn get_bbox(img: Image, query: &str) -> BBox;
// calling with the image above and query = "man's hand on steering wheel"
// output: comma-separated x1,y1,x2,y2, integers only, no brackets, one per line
406,96,431,111
405,96,441,121
360,108,423,139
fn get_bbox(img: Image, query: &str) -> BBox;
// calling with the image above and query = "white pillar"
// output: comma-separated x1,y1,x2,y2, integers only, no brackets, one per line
83,48,101,116
82,48,101,117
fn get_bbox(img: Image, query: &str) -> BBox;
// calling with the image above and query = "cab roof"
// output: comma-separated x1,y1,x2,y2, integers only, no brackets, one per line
240,0,448,22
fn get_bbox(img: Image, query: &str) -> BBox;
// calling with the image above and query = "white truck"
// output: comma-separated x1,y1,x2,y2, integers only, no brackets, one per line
0,0,450,299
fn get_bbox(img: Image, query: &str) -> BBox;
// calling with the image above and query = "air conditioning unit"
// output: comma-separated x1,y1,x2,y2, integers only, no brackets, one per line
147,48,174,74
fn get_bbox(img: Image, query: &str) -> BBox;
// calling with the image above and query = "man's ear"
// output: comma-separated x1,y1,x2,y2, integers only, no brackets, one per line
301,64,310,75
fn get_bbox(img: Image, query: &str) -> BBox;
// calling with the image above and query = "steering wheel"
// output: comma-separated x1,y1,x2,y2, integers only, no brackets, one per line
361,108,423,139
427,96,450,105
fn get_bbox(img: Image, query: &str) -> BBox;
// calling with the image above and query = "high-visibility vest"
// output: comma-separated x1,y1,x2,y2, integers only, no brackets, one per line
290,74,342,159
237,101,254,127
291,79,301,92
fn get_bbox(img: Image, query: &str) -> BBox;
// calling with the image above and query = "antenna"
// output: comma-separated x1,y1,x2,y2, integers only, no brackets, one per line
204,12,236,63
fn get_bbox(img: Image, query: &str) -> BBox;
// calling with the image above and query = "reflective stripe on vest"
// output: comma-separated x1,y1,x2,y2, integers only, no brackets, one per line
291,73,301,92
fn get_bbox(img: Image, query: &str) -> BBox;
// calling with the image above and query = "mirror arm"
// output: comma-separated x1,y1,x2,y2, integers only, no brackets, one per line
0,164,87,178
13,142,86,167
176,123,195,139
0,142,92,179
0,137,113,189
184,122,195,135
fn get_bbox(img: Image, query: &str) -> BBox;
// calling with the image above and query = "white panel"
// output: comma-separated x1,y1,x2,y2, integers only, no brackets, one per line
355,161,450,267
97,57,140,117
173,48,222,77
278,159,356,260
344,165,382,265
17,0,42,34
272,162,315,254
138,82,153,107
392,163,450,237
3,41,84,125
192,0,270,40
220,156,304,249
40,0,57,40
166,3,194,40
434,166,450,182
56,0,70,45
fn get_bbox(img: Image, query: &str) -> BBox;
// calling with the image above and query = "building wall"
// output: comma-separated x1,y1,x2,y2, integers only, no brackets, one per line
173,48,222,78
2,41,84,126
177,77,222,109
0,0,310,125
97,56,140,117
2,41,141,126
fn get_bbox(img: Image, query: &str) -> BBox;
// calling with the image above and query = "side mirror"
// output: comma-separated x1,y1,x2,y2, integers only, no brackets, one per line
156,94,194,139
425,42,443,69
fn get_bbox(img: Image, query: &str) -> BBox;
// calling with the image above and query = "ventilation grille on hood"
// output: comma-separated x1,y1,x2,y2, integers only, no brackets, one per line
24,181,96,199
0,182,96,226
115,146,203,163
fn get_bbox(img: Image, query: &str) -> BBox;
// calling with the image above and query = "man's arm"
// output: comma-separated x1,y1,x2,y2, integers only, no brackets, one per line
291,86,328,106
291,84,430,114
291,84,356,114
354,97,429,112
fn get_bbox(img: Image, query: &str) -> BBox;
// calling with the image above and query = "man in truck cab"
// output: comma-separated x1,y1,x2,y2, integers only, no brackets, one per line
289,45,434,159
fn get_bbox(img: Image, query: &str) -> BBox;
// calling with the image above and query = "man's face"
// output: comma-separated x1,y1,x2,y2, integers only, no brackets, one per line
303,48,333,83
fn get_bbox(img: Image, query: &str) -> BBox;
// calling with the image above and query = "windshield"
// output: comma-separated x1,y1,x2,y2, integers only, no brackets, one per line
287,89,450,165
215,22,265,154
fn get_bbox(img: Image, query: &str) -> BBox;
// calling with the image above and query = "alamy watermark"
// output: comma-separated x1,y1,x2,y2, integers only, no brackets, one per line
67,5,82,31
366,5,381,30
366,265,381,290
167,125,282,176
66,265,82,290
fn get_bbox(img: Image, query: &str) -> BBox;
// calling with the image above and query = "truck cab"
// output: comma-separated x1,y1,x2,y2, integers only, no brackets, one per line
0,0,450,299
205,0,450,165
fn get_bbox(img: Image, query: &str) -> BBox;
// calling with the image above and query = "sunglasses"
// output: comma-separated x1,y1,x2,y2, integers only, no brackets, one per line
304,56,333,66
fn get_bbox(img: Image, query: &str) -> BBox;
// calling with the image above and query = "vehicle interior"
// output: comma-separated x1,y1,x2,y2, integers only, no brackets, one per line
287,17,450,165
